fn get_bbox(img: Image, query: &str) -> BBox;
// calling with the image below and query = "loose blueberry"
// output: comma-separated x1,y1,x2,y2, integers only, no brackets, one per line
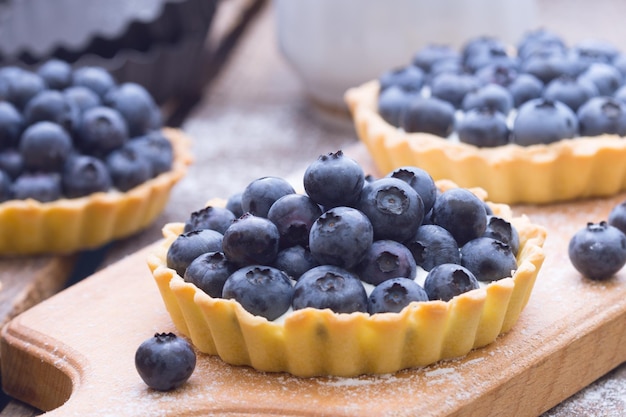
512,98,579,145
568,221,626,280
222,265,294,320
241,176,295,218
367,277,428,314
184,205,236,234
292,265,368,314
423,263,480,301
166,229,224,277
222,213,280,266
460,237,517,282
267,193,322,248
303,151,365,208
405,224,461,271
135,332,196,391
355,239,417,286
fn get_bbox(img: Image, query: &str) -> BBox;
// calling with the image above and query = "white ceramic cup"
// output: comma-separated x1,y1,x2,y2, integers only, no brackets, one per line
275,0,536,112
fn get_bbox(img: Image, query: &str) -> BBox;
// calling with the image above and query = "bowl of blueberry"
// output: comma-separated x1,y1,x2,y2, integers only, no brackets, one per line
0,60,192,255
345,28,626,205
147,151,546,377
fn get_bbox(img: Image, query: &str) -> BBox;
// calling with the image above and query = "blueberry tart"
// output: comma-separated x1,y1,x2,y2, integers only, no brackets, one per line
345,29,626,204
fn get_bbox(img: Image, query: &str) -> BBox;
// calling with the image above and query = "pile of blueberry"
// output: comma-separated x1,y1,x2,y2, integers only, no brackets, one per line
569,201,626,281
167,151,521,320
378,28,626,146
0,60,171,203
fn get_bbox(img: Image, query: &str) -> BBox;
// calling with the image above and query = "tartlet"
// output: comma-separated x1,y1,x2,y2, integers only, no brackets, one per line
147,182,546,378
345,80,626,205
0,127,191,255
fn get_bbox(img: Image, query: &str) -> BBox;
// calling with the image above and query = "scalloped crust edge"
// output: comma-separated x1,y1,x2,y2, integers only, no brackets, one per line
345,80,626,205
146,190,547,378
0,127,192,255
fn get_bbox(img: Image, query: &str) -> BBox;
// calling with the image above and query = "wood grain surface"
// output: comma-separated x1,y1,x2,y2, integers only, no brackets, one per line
1,144,625,417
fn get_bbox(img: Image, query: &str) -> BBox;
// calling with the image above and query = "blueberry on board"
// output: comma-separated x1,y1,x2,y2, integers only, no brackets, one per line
303,150,365,209
356,177,424,242
272,245,319,280
608,200,626,235
0,101,23,148
401,96,456,138
292,265,368,314
241,176,295,218
483,215,520,255
104,82,161,136
412,44,460,73
354,239,417,286
226,192,244,218
308,206,373,270
222,213,280,266
37,59,73,90
405,224,461,271
367,277,428,314
543,75,598,112
222,265,294,320
0,170,12,202
386,166,437,213
568,221,626,281
77,106,129,155
62,155,112,198
424,263,480,302
577,97,626,137
105,145,152,191
379,65,425,93
19,121,72,173
431,187,487,247
456,107,510,148
378,85,413,127
461,237,518,282
184,205,236,234
512,98,579,146
72,66,116,99
430,73,481,109
63,86,102,114
166,229,224,277
267,193,322,248
461,83,514,115
11,172,62,202
578,62,623,96
135,332,196,391
507,73,544,107
23,89,80,132
0,149,23,180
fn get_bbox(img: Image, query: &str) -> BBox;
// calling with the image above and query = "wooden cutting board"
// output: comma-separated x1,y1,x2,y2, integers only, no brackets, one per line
1,189,626,417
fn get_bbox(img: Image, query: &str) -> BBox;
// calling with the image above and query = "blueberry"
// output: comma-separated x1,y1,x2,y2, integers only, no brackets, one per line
303,151,365,209
568,221,626,280
183,252,236,298
19,121,72,172
379,65,425,93
386,166,437,213
475,64,518,87
135,332,196,391
0,149,23,179
37,59,73,90
272,245,319,280
62,155,112,198
512,98,579,145
105,145,152,191
423,263,479,301
615,84,626,104
543,75,599,112
23,90,80,132
0,101,23,149
77,106,129,155
356,177,424,242
308,206,373,269
2,68,46,110
574,39,620,64
223,265,293,320
184,205,236,234
72,66,116,99
517,29,567,61
521,49,573,84
608,200,626,235
355,239,417,286
460,237,517,282
241,176,295,218
378,85,413,127
412,44,460,73
11,172,62,202
507,73,544,107
104,82,161,136
483,215,520,254
63,86,101,114
292,265,368,314
405,224,461,271
166,229,224,277
222,213,280,266
461,36,514,73
402,95,456,138
225,192,244,218
578,63,622,96
431,187,487,246
0,170,12,202
577,97,626,136
267,193,322,248
430,73,481,108
456,107,510,147
125,131,173,176
367,277,428,314
461,83,514,114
